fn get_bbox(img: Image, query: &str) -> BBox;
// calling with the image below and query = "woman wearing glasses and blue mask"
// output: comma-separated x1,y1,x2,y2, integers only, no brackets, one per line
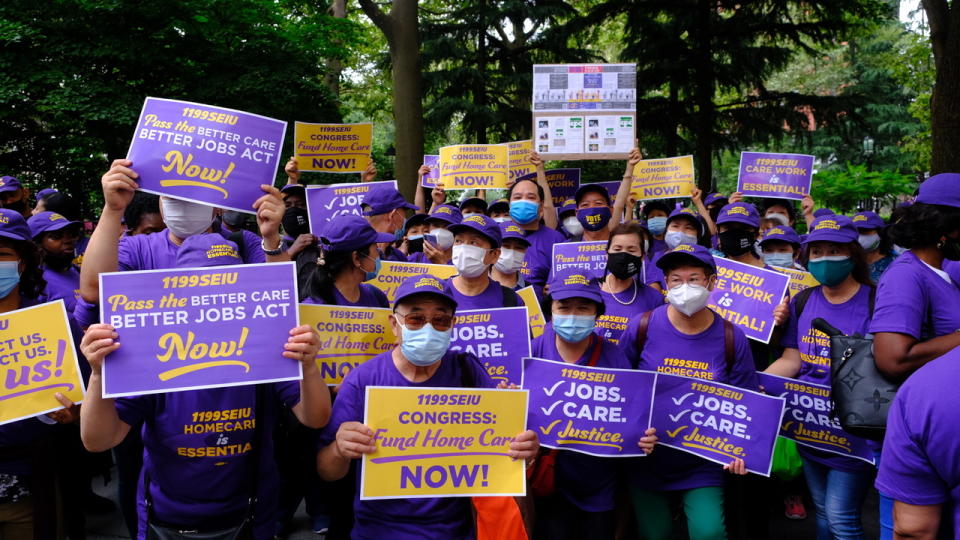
530,269,658,540
316,275,539,539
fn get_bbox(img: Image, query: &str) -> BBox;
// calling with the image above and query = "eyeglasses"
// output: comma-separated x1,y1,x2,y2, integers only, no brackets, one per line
666,275,708,287
394,311,454,331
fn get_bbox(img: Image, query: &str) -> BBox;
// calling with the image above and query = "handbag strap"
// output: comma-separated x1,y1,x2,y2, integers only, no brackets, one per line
585,334,603,367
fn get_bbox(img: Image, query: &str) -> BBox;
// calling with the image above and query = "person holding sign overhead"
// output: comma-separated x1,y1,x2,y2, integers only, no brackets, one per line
78,233,330,540
619,244,757,540
315,275,539,540
764,215,876,539
509,159,565,293
446,214,521,309
530,268,658,540
570,148,642,243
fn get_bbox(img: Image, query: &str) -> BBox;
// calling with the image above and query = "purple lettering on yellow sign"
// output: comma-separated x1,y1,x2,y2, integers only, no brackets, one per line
99,262,301,398
126,97,286,214
522,357,655,457
449,308,530,386
756,373,875,465
708,258,790,343
737,152,814,201
650,373,784,476
551,241,607,282
305,180,400,233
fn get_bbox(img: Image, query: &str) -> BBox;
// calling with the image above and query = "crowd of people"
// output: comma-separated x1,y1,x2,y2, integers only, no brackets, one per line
0,150,958,540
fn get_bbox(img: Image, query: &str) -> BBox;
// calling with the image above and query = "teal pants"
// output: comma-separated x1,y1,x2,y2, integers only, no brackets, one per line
630,486,727,540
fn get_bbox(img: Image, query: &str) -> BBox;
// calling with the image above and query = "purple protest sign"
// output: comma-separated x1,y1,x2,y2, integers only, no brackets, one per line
737,152,814,201
305,180,400,234
550,241,607,282
518,168,581,207
126,97,286,214
421,155,440,188
99,262,301,397
522,357,656,457
756,373,875,465
650,373,785,476
448,307,530,386
708,258,790,343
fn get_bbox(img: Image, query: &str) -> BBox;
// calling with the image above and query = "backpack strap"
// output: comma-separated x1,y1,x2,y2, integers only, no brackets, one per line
229,230,248,263
586,334,603,367
722,319,735,374
867,284,876,317
793,286,816,319
500,285,519,307
631,310,653,370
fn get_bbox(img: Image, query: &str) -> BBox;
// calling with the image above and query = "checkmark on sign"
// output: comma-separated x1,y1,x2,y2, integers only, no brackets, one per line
669,410,691,422
666,426,687,438
543,381,564,396
540,400,562,415
539,420,561,436
324,198,338,210
672,393,694,405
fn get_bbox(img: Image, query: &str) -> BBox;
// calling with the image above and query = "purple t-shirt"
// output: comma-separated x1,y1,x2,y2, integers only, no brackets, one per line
619,305,758,491
869,251,960,339
780,284,874,473
944,259,960,285
317,350,493,540
116,383,300,539
595,281,664,345
118,230,262,272
217,228,266,264
519,225,565,288
381,245,408,263
39,265,81,313
446,278,520,310
876,347,960,538
303,283,389,308
531,326,627,512
644,252,666,287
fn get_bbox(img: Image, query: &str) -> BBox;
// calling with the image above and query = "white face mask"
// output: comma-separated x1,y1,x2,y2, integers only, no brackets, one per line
563,216,584,236
493,216,509,223
161,197,214,239
666,282,712,317
765,212,789,226
452,244,489,278
495,248,525,274
665,230,697,249
428,228,454,250
462,212,481,218
858,233,880,252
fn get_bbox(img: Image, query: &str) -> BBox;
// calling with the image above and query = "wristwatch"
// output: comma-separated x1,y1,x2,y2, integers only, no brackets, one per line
261,238,283,256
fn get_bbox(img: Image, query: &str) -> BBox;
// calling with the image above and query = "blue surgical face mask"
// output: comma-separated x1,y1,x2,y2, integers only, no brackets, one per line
552,314,596,343
647,216,667,236
0,261,20,299
510,200,539,225
665,230,697,249
763,252,794,268
363,255,382,282
400,323,451,366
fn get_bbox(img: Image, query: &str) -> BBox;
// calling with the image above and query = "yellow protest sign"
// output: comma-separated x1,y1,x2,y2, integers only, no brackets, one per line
299,304,395,385
506,140,534,181
361,386,528,499
0,301,84,426
631,155,695,200
517,286,545,338
439,144,509,190
365,261,458,303
776,267,821,297
294,122,373,173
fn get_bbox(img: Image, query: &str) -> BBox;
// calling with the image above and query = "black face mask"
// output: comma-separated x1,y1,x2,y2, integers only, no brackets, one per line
719,229,755,256
4,198,26,213
407,237,425,254
282,207,310,238
606,252,643,280
44,251,74,271
942,236,960,261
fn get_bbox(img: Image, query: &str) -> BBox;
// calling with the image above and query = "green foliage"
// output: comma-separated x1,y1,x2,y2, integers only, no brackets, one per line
810,163,915,213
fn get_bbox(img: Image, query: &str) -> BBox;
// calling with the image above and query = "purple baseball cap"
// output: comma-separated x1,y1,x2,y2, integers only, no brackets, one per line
280,184,305,197
393,274,457,310
499,221,530,246
704,193,728,206
449,214,502,248
36,188,58,200
656,243,716,273
27,211,80,239
487,199,509,215
812,208,835,218
458,197,488,213
176,234,242,268
319,214,395,252
575,184,611,205
916,173,960,208
851,211,885,230
716,202,760,228
0,209,31,242
666,207,705,235
760,224,801,246
558,198,576,217
0,176,22,194
804,215,858,244
548,269,603,305
427,204,462,226
362,186,419,216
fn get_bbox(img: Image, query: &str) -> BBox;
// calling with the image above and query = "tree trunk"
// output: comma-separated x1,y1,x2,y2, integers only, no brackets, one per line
323,0,347,97
475,0,488,144
693,0,714,192
358,0,424,202
925,1,960,174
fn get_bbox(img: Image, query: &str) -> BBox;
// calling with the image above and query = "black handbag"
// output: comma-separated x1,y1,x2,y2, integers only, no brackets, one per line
813,317,899,442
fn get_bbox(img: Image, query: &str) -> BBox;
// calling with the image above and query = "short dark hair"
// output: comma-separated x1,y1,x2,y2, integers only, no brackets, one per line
539,292,606,321
761,198,797,223
888,202,960,249
607,222,648,256
508,178,544,203
43,193,80,221
124,191,161,230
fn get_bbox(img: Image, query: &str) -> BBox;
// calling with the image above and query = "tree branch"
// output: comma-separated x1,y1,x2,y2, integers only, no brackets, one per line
358,0,392,39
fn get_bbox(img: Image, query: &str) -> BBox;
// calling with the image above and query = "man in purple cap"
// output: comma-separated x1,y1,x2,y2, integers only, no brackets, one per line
445,214,520,309
28,211,82,312
280,184,307,210
486,198,510,222
759,224,803,269
490,221,531,292
361,185,419,262
458,196,488,218
0,176,32,220
407,204,461,265
316,275,539,540
32,188,58,216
